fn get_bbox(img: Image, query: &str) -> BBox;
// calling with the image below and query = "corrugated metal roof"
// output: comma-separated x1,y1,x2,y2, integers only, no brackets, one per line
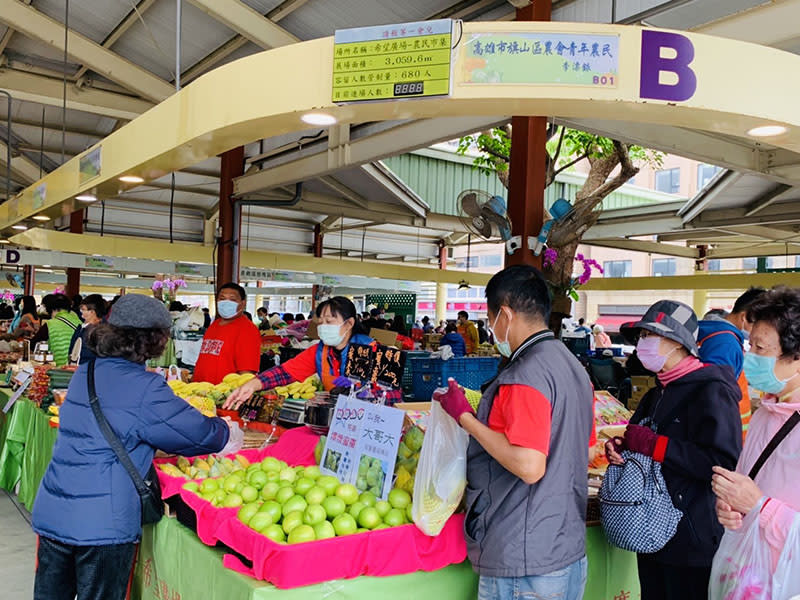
34,0,132,45
382,150,683,217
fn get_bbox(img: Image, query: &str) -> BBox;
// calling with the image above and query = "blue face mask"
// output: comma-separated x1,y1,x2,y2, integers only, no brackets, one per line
490,312,513,358
743,352,796,394
217,300,240,319
318,324,345,347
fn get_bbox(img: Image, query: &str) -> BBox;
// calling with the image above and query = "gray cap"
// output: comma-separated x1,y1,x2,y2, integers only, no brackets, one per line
107,294,172,329
620,300,699,356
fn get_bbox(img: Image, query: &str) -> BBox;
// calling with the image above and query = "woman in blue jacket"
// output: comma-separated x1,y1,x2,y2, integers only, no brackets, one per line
32,294,232,600
439,322,466,357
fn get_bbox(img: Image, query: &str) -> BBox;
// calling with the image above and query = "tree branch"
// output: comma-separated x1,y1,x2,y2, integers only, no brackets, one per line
553,150,591,178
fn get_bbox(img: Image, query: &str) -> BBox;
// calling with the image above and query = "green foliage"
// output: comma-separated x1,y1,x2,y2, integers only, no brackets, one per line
457,126,663,176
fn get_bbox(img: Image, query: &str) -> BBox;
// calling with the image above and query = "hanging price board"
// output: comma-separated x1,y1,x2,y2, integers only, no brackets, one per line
332,19,453,103
344,343,405,389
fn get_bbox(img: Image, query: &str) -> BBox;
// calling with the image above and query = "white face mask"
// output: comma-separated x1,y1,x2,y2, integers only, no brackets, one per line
489,311,513,358
318,323,344,347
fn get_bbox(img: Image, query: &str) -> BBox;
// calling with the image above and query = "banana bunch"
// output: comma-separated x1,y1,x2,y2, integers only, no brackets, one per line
185,395,216,418
160,453,251,480
168,372,258,408
274,375,320,400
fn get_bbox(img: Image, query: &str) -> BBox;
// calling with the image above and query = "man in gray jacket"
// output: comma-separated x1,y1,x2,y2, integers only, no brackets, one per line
435,265,594,599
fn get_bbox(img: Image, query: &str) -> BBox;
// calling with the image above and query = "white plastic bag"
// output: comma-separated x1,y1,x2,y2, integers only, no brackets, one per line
709,501,800,600
218,418,244,457
411,401,469,536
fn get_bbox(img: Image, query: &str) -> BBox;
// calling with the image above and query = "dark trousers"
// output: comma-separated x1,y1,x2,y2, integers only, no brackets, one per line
34,535,137,600
637,554,711,600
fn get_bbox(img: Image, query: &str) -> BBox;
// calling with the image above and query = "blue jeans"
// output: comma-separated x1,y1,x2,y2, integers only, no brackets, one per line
478,557,588,600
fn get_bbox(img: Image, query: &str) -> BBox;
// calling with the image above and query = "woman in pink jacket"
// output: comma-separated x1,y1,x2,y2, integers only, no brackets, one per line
712,286,800,588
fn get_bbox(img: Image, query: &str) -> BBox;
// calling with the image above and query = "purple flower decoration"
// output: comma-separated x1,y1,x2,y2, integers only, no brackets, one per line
543,247,558,268
151,280,164,291
173,278,187,288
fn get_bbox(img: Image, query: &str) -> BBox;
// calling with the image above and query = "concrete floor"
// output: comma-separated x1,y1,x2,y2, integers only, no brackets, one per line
0,490,35,599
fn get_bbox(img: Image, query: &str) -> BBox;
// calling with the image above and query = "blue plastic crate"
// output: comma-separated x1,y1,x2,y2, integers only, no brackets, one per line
402,351,431,392
410,356,501,400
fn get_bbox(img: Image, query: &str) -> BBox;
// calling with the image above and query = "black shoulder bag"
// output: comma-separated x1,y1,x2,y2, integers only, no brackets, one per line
87,358,163,525
748,411,800,480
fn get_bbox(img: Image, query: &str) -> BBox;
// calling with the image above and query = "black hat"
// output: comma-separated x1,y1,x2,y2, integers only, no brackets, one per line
620,300,699,356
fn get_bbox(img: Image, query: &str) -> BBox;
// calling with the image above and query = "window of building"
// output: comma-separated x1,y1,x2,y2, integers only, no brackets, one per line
795,256,800,269
655,168,681,194
455,256,479,269
652,258,676,277
603,260,632,278
697,164,722,190
766,257,776,269
479,254,502,268
707,259,721,272
742,257,757,271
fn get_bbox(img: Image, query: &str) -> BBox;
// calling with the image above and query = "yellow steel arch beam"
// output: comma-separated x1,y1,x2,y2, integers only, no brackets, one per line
6,21,800,232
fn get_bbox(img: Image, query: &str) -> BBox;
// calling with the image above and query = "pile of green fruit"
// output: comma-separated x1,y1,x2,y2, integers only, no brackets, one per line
183,456,414,545
159,453,250,480
394,426,424,496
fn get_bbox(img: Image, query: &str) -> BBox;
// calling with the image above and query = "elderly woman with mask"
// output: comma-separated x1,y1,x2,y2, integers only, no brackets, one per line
606,300,742,600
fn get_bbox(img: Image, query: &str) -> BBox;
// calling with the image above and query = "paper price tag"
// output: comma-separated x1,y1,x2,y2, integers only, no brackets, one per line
3,377,32,413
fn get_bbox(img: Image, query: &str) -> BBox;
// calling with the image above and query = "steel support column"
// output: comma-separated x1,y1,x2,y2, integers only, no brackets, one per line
436,240,448,324
505,0,551,271
311,223,323,309
65,209,83,297
216,147,244,288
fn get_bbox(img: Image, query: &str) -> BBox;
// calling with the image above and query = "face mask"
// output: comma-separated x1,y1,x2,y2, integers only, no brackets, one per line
318,324,344,347
636,335,679,373
743,352,798,394
490,312,513,358
217,300,239,319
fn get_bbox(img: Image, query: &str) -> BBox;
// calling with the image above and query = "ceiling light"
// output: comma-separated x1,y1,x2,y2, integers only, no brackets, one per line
76,194,97,202
0,239,9,244
458,280,471,290
747,125,788,137
42,265,51,268
301,112,337,126
11,224,27,231
32,215,50,221
119,175,145,184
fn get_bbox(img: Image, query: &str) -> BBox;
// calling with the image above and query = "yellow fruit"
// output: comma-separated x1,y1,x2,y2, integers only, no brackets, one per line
223,373,240,384
194,459,210,472
301,392,315,400
236,455,251,469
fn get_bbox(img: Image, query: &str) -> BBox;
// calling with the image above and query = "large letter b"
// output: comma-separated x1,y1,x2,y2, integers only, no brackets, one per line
640,30,697,102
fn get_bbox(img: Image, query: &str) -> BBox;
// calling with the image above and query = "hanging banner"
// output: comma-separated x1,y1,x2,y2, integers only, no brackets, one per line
79,146,102,184
333,19,453,103
175,263,204,276
85,255,114,269
462,32,619,87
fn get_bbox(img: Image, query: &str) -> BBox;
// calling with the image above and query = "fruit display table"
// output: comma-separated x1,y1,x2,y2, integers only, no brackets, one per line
0,394,59,511
131,516,480,600
131,518,639,600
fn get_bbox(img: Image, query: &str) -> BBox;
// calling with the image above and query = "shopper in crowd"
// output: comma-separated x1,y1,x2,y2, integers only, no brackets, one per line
575,318,592,335
421,315,433,333
698,287,767,441
224,296,403,408
438,323,466,357
361,308,384,333
32,294,232,600
30,294,82,366
434,265,593,598
436,319,447,334
11,295,40,339
0,302,13,321
592,324,612,348
389,314,407,336
711,286,800,589
476,319,489,345
282,313,295,325
607,300,742,600
457,310,479,355
256,307,270,331
201,307,211,331
168,300,186,313
294,313,305,323
192,283,261,384
71,294,83,320
68,294,107,365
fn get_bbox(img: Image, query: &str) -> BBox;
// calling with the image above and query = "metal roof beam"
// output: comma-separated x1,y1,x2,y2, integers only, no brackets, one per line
0,138,43,184
679,170,742,223
73,0,159,81
0,67,153,120
361,162,428,218
744,184,793,217
0,0,174,102
0,116,105,138
235,116,506,195
186,0,298,50
587,238,698,258
0,0,31,55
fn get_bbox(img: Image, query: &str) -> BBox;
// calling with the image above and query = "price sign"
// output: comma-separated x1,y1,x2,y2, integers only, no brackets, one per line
319,395,405,499
3,377,31,413
344,343,405,389
332,19,452,103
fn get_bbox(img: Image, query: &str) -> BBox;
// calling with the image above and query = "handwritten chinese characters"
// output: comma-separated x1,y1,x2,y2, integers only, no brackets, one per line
344,343,406,388
462,32,619,87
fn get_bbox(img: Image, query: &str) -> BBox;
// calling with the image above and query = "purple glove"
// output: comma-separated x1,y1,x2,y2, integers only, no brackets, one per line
624,425,659,457
433,378,475,425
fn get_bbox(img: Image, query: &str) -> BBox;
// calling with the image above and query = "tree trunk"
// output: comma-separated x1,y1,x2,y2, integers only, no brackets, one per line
542,239,580,335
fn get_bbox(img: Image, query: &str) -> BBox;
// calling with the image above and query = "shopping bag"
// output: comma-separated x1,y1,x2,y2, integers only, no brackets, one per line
772,513,800,600
411,401,468,536
709,501,774,600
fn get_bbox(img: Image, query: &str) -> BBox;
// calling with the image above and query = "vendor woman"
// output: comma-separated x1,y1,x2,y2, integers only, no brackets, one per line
224,296,402,408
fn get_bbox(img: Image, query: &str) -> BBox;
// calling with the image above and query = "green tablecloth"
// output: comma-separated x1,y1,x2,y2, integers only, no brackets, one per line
0,396,59,511
132,518,639,600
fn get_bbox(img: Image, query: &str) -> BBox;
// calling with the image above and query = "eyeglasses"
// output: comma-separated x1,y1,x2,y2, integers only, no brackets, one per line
639,330,654,339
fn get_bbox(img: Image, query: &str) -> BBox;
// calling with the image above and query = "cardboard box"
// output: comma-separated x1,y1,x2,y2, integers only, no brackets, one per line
629,375,657,411
369,327,399,348
422,333,442,351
